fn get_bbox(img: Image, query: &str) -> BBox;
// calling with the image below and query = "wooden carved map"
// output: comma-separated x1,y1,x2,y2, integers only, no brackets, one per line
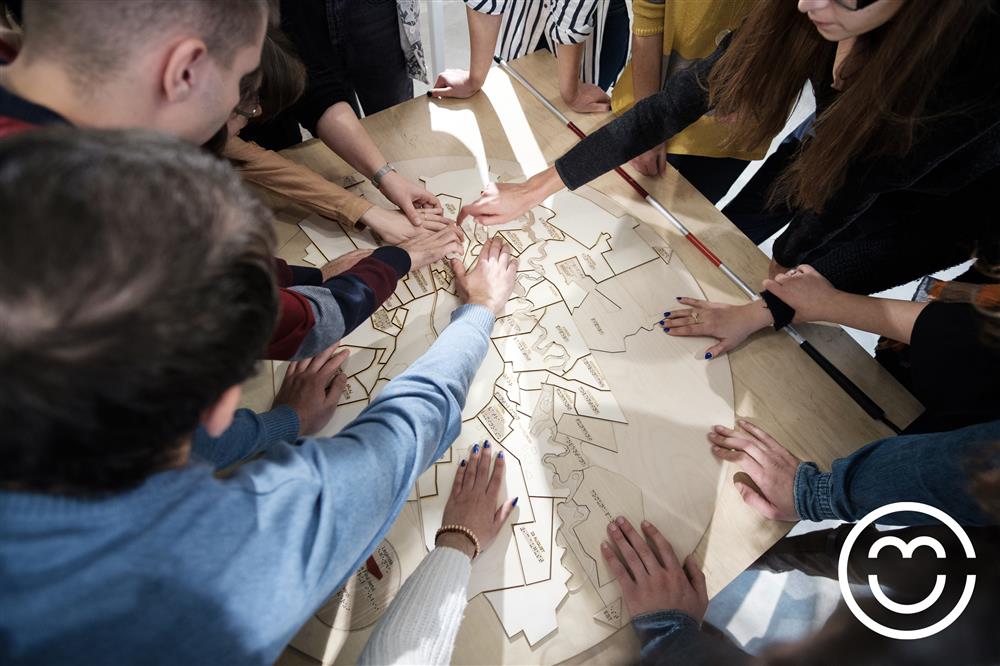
281,158,734,664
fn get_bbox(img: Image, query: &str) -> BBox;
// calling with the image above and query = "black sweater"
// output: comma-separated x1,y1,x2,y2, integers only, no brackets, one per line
554,13,1000,326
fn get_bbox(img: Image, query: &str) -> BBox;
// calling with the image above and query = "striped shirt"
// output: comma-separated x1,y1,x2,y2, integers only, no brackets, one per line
465,0,611,85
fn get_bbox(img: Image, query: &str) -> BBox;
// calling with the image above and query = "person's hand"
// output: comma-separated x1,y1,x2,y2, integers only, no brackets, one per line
378,171,442,228
359,206,452,244
458,166,563,227
630,143,666,177
437,443,518,559
762,264,839,323
707,420,800,521
601,517,709,621
661,297,774,358
451,236,517,315
400,226,465,270
563,82,612,114
272,345,350,436
428,69,485,99
320,249,373,282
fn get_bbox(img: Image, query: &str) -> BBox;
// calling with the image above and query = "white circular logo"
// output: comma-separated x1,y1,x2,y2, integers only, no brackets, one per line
838,501,976,640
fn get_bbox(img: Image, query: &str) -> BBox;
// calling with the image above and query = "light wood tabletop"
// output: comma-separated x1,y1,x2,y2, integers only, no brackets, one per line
263,51,923,665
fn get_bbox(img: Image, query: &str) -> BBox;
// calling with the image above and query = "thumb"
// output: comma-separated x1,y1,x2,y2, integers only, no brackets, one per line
734,480,778,519
325,372,349,407
456,204,473,226
450,256,467,280
702,341,729,360
427,82,452,95
494,496,518,527
684,556,708,605
398,199,422,227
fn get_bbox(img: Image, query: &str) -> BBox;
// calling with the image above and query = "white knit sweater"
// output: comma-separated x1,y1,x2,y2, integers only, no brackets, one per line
358,546,472,665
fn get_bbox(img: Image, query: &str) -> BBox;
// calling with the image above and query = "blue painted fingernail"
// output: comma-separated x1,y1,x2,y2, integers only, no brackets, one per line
498,451,504,460
705,352,713,359
460,459,466,467
512,497,519,507
472,444,479,454
663,311,671,317
663,327,670,332
676,296,683,301
658,319,665,325
484,440,490,449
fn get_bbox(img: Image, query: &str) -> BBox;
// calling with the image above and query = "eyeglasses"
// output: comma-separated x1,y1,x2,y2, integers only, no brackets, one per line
233,100,262,120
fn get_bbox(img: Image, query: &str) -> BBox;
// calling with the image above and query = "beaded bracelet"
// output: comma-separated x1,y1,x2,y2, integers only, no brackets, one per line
435,524,481,559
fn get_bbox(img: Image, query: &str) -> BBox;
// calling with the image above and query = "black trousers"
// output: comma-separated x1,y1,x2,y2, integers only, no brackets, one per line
244,0,413,151
322,0,414,117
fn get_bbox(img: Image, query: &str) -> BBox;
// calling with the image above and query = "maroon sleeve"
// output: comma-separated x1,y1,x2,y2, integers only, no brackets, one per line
265,288,318,360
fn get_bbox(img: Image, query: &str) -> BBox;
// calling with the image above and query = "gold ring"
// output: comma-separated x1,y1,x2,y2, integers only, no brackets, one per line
692,311,700,322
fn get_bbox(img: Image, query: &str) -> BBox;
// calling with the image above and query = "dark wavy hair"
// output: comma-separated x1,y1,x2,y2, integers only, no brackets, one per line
0,128,278,494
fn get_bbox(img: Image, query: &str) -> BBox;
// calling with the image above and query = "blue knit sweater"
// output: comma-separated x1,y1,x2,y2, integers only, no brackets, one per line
0,304,495,665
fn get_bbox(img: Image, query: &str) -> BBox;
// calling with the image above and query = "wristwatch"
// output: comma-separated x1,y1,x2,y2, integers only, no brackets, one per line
371,162,397,190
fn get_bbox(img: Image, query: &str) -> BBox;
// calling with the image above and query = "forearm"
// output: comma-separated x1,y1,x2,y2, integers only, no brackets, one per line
288,247,410,360
631,33,663,102
226,137,372,225
315,102,389,179
466,5,502,87
557,42,586,101
794,420,1000,525
238,304,497,608
802,291,927,344
554,38,723,189
237,305,496,612
191,406,300,470
358,547,472,665
775,220,975,298
520,167,569,210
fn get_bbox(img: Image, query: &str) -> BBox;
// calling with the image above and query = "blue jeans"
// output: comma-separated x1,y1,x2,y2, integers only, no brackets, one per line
794,419,1000,526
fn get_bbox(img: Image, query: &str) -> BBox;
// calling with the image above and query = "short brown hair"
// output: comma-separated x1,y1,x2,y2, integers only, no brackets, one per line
0,128,278,494
21,0,268,85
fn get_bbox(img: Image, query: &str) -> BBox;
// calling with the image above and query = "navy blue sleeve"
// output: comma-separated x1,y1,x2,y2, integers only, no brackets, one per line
191,406,301,470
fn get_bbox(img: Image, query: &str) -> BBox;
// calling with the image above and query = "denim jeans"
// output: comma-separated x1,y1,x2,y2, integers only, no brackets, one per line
793,419,1000,526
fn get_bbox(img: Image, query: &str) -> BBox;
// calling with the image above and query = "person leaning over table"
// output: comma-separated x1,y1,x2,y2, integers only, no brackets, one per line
357,446,516,665
612,0,765,204
458,0,1000,338
205,24,459,248
0,129,519,665
0,0,458,365
346,415,999,664
661,250,1000,434
428,0,630,114
0,0,466,465
241,0,441,229
603,415,1000,665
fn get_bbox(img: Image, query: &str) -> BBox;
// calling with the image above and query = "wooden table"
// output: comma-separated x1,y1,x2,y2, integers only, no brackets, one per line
266,52,923,664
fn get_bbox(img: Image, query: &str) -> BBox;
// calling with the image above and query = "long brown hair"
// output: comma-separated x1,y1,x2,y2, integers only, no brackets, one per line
708,1,994,213
256,26,306,124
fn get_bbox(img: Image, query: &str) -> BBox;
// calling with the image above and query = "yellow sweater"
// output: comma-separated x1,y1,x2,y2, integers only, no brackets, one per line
612,0,766,160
